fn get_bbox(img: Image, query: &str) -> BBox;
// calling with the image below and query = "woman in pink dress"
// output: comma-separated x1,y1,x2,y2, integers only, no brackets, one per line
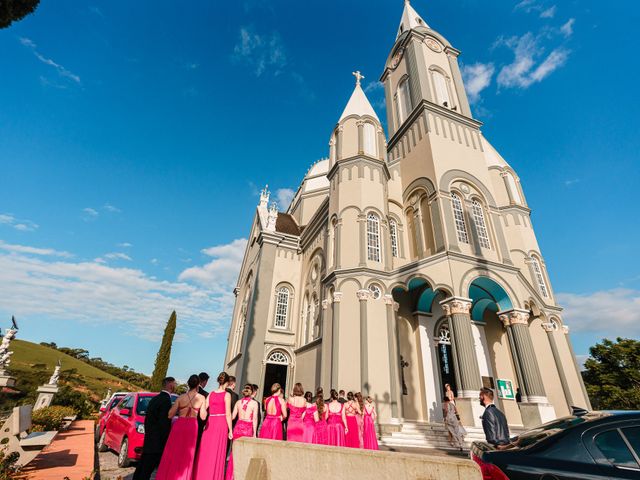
194,372,233,480
312,388,328,445
286,383,306,442
344,392,361,448
355,392,365,448
301,391,316,444
225,385,258,480
326,389,347,446
362,396,379,450
156,374,205,480
258,383,287,440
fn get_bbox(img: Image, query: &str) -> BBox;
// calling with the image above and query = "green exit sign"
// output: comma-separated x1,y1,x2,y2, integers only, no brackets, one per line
496,379,515,400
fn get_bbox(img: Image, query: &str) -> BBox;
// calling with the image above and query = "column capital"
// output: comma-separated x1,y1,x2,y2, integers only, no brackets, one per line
498,308,530,327
562,325,570,334
439,296,472,316
321,299,330,310
541,322,556,333
332,292,343,303
356,289,371,301
393,301,400,312
383,294,394,305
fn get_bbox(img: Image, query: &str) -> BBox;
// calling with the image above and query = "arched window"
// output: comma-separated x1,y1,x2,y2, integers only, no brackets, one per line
432,70,451,107
396,78,412,125
267,350,288,364
505,172,523,204
273,286,290,329
531,257,549,298
450,193,469,244
367,213,381,262
363,123,377,157
389,219,399,258
471,200,491,249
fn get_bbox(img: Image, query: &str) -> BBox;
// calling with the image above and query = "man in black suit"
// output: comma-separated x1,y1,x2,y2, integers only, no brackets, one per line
226,375,239,413
196,372,210,449
132,377,176,480
479,387,510,447
249,383,262,435
338,389,347,404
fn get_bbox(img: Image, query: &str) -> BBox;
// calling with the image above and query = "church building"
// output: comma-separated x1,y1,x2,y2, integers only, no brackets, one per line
223,1,590,438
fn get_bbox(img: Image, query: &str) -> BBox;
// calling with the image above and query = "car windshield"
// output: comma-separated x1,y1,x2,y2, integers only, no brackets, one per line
110,396,125,410
136,396,153,416
511,414,601,449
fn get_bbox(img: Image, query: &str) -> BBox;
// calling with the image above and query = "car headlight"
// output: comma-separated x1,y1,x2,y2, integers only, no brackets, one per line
136,422,145,434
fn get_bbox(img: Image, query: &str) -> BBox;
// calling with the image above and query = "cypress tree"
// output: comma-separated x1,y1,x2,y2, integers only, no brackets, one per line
150,310,177,391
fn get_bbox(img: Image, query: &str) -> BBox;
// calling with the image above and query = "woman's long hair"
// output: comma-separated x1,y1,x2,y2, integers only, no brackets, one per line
355,392,364,412
316,387,325,416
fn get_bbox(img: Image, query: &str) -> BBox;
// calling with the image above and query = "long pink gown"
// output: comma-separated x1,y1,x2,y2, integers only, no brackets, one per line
194,391,228,480
286,402,305,442
302,405,316,443
344,402,360,448
363,405,379,450
258,395,283,440
155,408,199,480
225,398,254,480
313,408,328,445
327,403,346,447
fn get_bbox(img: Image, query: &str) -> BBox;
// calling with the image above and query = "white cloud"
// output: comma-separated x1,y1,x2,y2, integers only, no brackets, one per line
560,18,575,38
564,178,580,187
82,207,99,220
364,81,384,93
514,0,536,11
275,188,295,210
179,238,247,291
0,213,38,232
462,62,495,104
232,27,286,76
150,258,159,265
540,6,556,18
103,204,121,213
117,242,133,248
0,241,243,341
19,37,81,85
556,288,640,338
104,252,133,261
0,240,72,258
497,33,570,89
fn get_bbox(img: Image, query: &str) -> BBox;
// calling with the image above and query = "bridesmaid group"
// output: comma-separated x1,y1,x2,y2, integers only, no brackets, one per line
153,372,379,480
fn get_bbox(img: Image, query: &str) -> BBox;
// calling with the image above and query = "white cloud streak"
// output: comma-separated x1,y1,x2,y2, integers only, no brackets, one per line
0,213,39,232
540,6,556,18
557,289,640,338
275,188,295,210
560,18,575,38
0,240,246,341
19,37,81,85
462,62,495,104
232,27,286,76
104,252,133,261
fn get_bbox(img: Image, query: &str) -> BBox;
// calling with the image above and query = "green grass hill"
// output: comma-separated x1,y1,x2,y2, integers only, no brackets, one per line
0,339,143,412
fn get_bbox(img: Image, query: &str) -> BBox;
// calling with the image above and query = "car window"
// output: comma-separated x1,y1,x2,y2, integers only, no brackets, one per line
513,416,588,448
621,427,640,457
594,430,639,469
121,396,134,409
109,396,124,410
136,396,152,416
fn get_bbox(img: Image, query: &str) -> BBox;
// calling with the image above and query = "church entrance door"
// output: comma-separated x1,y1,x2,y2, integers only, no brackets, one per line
262,350,289,399
436,322,458,398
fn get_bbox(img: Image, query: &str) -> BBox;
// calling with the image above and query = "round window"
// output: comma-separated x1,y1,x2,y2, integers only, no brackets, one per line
368,284,382,300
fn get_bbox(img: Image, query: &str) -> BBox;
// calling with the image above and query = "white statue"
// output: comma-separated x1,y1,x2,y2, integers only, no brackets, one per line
48,360,62,386
0,317,18,375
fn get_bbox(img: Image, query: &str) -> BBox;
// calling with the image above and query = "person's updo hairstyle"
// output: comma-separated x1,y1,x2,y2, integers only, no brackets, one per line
304,391,313,403
187,374,200,390
271,383,282,395
316,387,325,416
330,389,339,401
217,371,230,386
242,385,252,397
347,391,354,401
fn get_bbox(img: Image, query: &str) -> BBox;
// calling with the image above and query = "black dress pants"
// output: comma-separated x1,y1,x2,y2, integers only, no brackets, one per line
132,452,161,480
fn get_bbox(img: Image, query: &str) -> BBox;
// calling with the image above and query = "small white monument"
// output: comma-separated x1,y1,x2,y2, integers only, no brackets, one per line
34,359,61,410
0,317,19,388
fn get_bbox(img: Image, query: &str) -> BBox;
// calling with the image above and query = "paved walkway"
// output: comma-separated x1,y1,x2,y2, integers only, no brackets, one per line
22,420,95,480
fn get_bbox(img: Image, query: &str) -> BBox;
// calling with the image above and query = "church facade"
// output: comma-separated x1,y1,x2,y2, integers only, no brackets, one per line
224,1,590,432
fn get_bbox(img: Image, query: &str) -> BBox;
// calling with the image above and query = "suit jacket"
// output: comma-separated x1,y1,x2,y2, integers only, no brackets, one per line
251,398,262,435
198,386,209,398
142,391,172,454
482,404,510,446
226,388,239,413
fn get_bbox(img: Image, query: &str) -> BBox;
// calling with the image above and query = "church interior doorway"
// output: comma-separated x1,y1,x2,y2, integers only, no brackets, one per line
436,322,458,398
262,350,289,399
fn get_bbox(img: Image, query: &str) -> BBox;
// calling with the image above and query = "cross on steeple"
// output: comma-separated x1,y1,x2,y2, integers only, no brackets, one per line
352,70,365,86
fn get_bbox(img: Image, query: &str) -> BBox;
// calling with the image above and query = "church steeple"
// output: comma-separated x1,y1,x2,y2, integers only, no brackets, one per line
397,0,429,39
338,71,379,122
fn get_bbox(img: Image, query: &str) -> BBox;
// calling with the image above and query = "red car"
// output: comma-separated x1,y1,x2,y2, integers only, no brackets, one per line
95,392,128,442
98,392,156,467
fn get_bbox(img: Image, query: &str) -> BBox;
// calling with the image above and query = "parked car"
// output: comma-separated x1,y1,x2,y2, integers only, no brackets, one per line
471,410,640,479
98,392,178,467
95,392,128,442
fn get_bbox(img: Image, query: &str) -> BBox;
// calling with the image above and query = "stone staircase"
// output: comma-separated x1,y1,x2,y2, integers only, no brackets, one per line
380,421,499,451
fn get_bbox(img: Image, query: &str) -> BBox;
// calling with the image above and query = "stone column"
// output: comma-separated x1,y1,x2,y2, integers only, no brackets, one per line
440,297,483,426
357,289,370,394
384,295,402,419
541,321,573,411
331,292,342,388
499,309,556,427
563,325,592,410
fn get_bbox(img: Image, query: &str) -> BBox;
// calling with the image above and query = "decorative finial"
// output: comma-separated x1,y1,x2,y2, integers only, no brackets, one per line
352,71,365,86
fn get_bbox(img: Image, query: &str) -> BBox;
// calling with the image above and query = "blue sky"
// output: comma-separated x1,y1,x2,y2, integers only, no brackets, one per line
1,0,638,383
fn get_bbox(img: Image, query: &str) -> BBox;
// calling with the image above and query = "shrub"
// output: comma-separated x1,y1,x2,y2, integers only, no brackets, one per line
31,406,77,432
0,450,21,480
52,385,96,419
